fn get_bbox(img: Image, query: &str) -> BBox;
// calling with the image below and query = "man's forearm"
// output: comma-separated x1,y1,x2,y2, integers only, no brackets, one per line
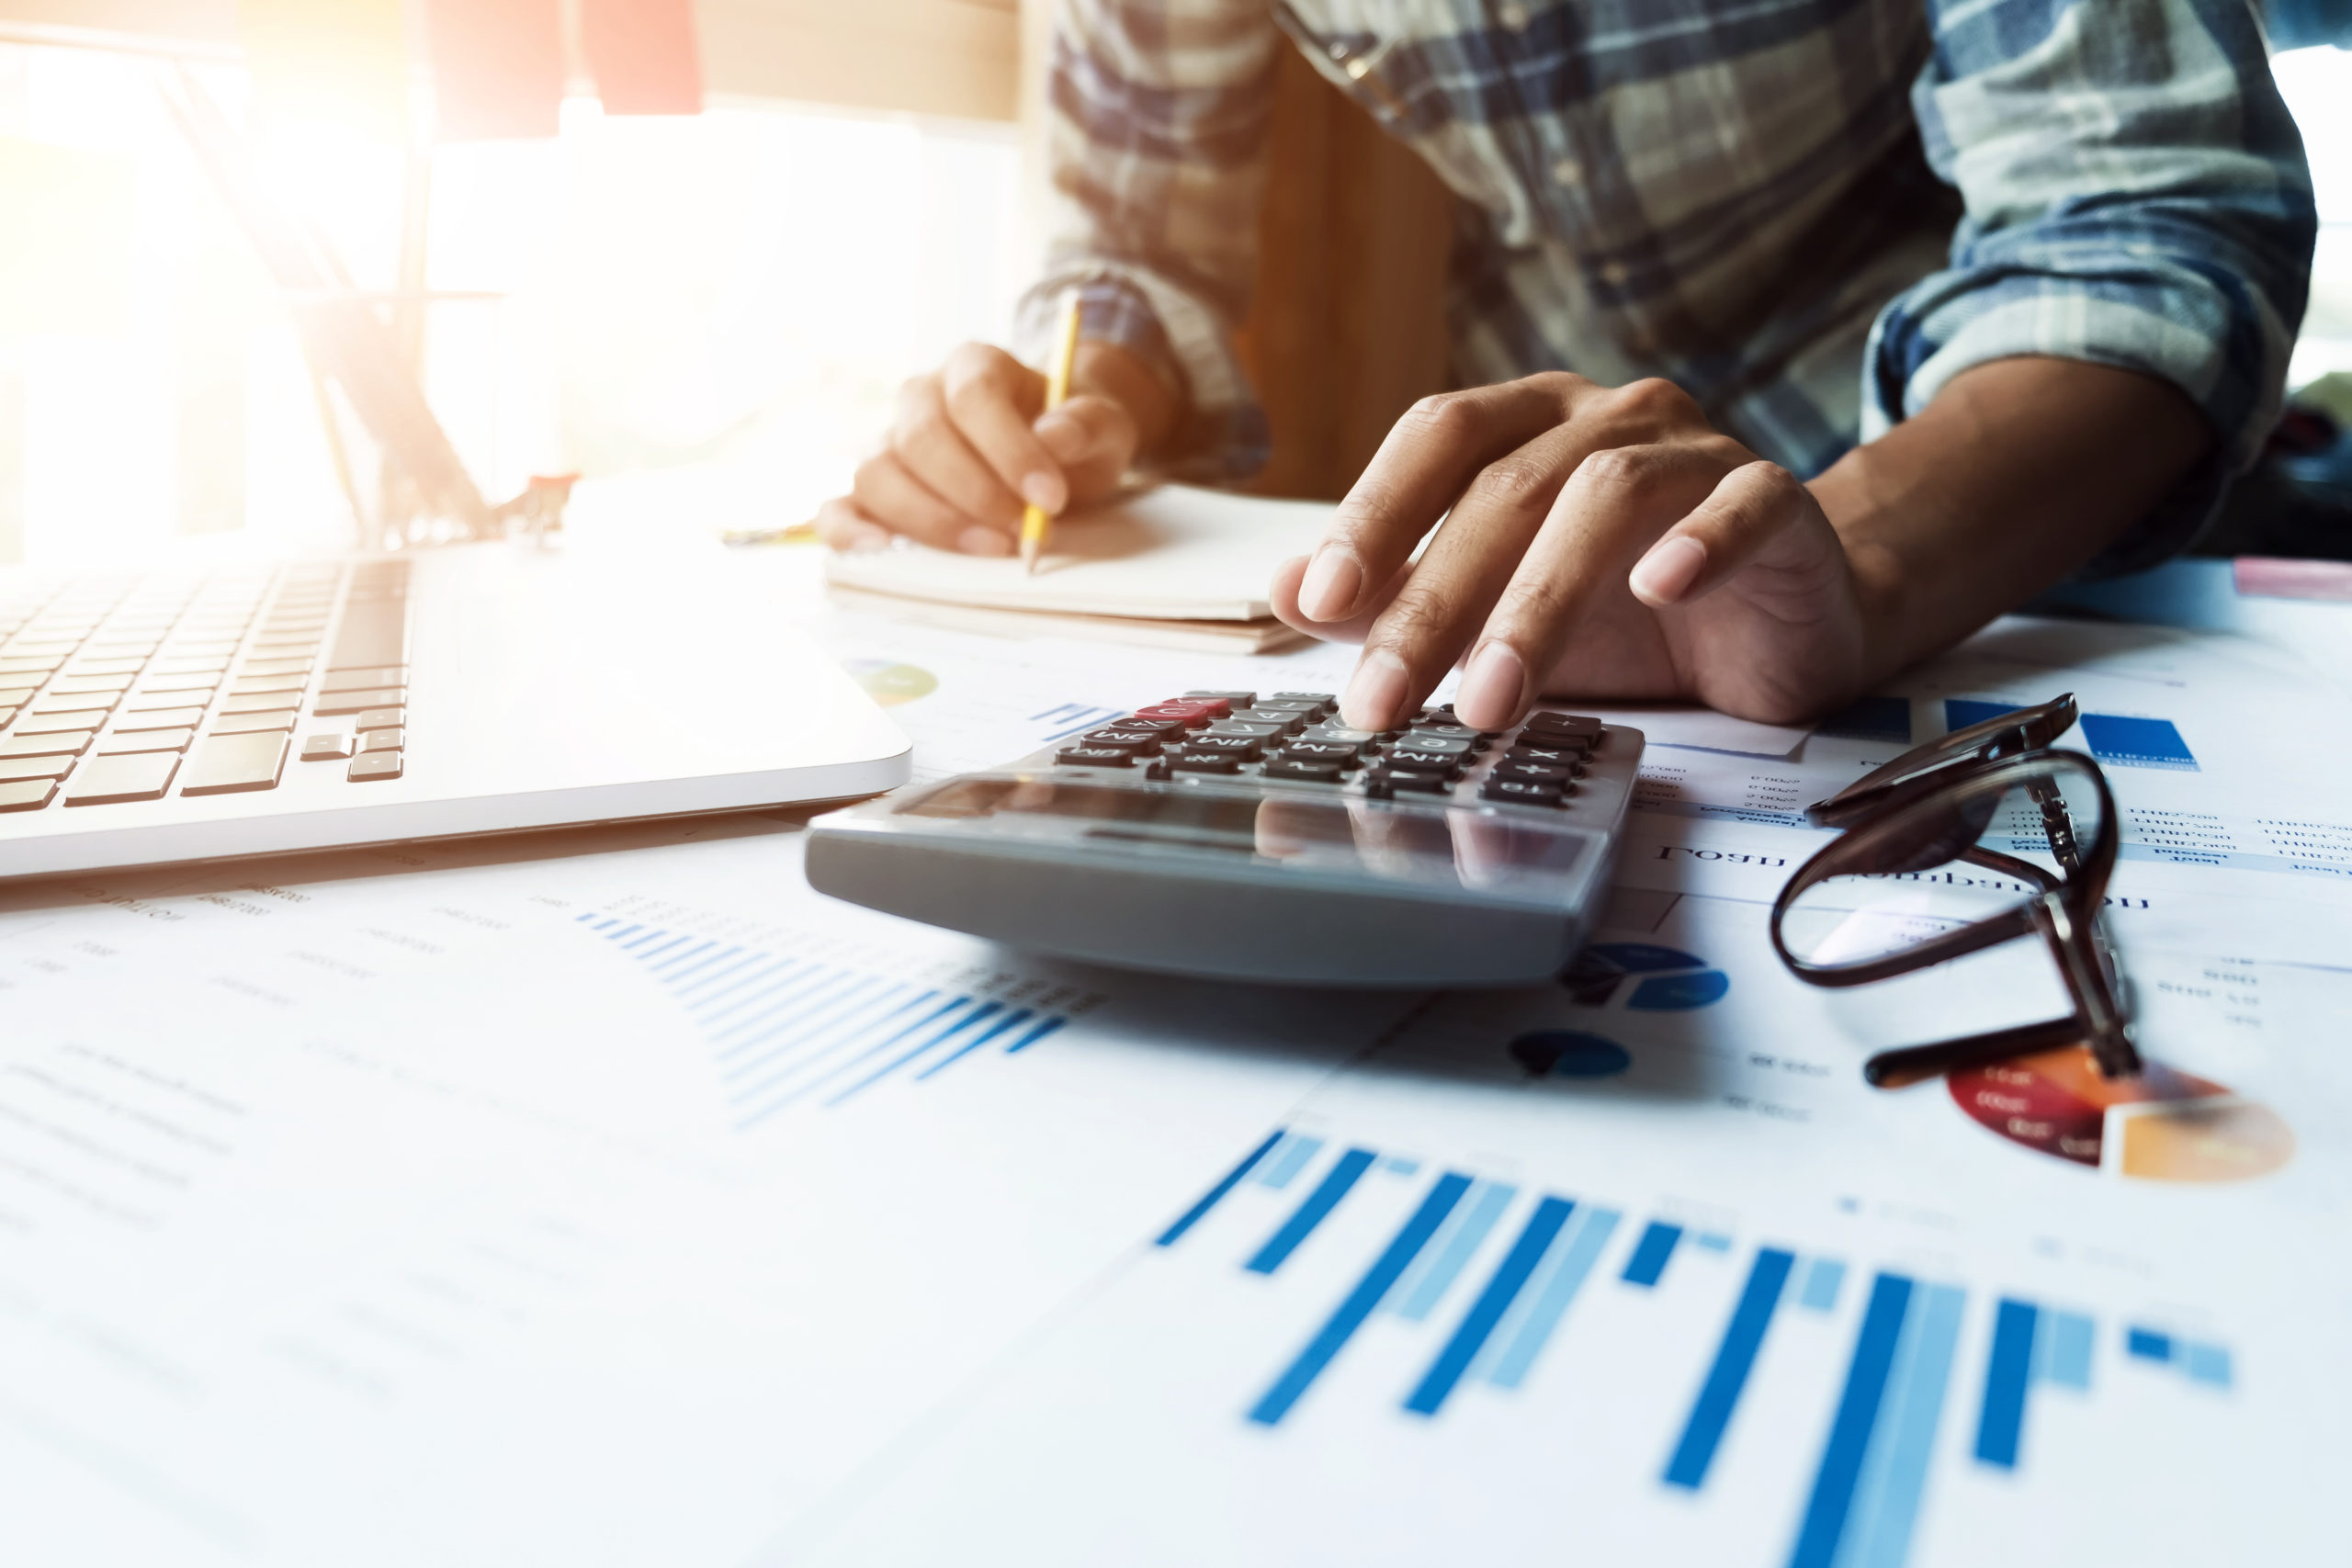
1810,355,2211,678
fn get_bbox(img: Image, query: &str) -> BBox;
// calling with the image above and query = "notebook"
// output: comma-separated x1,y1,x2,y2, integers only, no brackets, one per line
823,485,1334,635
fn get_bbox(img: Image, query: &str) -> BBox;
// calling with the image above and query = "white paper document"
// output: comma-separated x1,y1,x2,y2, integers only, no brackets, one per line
2,608,2347,1568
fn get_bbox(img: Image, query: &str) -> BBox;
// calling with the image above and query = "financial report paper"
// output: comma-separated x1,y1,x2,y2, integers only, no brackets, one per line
0,606,2346,1567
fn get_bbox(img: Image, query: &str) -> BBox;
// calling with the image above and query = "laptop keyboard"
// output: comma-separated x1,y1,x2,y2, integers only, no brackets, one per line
0,558,410,813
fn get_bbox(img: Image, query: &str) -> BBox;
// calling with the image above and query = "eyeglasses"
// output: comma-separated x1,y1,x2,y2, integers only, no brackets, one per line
1768,694,2142,1089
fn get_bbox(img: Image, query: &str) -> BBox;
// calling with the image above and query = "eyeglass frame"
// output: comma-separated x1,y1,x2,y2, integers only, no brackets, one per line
1767,695,2141,1089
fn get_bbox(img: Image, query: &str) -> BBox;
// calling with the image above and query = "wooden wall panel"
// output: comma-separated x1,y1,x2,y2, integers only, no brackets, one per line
1234,46,1453,501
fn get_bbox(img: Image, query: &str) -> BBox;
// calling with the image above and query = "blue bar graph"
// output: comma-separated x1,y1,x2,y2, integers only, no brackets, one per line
2039,1310,2094,1392
1030,702,1128,742
1665,1247,1796,1489
1404,1197,1576,1417
1393,1181,1518,1321
1247,1148,1378,1274
1787,1272,1915,1568
1622,1221,1682,1287
578,911,1084,1129
1800,1258,1848,1314
1249,1172,1473,1426
1812,1281,1966,1568
1487,1208,1621,1389
1255,1134,1325,1190
1156,1129,1285,1247
2126,1325,2233,1390
1973,1298,2039,1469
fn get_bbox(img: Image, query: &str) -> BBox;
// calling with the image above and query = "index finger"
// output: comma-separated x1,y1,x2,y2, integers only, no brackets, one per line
1294,376,1589,625
940,344,1070,515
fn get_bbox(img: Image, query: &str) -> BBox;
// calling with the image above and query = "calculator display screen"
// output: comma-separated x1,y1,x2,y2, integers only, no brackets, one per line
899,778,1589,898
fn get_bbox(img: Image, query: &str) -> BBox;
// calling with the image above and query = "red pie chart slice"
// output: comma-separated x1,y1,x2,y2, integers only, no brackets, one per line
1948,1045,2293,1182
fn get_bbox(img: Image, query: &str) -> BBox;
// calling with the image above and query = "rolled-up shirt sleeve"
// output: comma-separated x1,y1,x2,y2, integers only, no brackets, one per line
1862,0,2317,571
1012,0,1281,481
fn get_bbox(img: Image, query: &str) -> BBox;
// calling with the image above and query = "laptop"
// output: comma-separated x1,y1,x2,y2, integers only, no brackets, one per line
0,540,911,880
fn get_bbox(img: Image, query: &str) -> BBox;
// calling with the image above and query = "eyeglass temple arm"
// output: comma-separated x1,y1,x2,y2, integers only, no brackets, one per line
1863,1016,2091,1089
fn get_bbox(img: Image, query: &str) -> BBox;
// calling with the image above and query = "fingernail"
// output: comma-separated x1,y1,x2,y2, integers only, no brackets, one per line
1298,546,1365,622
1455,640,1527,728
958,525,1012,557
1631,535,1708,604
1021,472,1066,513
848,524,890,553
1340,649,1410,731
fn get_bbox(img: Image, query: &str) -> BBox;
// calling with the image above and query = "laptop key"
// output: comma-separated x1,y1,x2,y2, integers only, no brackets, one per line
354,706,405,731
14,711,107,735
64,751,178,805
210,712,298,735
118,706,209,731
319,666,405,693
97,728,195,755
0,778,58,812
0,754,77,781
220,693,300,716
180,730,289,795
356,727,404,753
32,692,119,715
300,734,353,761
0,729,93,757
347,751,403,783
313,687,405,716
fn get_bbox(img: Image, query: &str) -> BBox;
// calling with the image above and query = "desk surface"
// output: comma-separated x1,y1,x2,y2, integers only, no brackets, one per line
0,531,2346,1568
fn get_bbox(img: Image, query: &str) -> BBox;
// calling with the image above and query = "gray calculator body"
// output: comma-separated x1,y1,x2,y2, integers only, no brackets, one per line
806,693,1643,987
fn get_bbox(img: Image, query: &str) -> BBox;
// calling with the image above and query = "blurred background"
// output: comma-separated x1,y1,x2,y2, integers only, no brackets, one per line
0,0,2343,568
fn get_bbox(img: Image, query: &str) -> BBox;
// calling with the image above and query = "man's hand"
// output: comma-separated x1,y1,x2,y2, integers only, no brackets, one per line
817,340,1172,555
1272,373,1870,732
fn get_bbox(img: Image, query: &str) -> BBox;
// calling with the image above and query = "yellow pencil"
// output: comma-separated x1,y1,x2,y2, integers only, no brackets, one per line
1021,288,1083,575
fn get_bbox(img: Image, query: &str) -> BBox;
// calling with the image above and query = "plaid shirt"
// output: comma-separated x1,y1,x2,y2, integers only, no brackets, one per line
1016,0,2314,570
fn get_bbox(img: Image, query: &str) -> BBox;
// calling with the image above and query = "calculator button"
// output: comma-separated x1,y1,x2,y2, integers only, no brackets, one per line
1409,723,1482,747
1183,690,1255,708
1262,758,1344,784
1252,701,1326,726
1524,712,1603,739
1386,749,1462,774
1491,761,1577,787
1481,776,1566,807
1372,768,1451,794
1112,716,1185,737
1159,694,1231,719
1272,692,1335,705
348,751,405,784
1180,734,1262,761
1394,732,1471,756
1205,718,1287,740
1282,739,1362,766
1507,742,1586,768
1301,725,1377,746
1080,728,1163,754
1056,745,1135,767
1133,703,1214,728
1168,751,1241,774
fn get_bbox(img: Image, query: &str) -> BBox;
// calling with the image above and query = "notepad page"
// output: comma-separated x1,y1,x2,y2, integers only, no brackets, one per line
822,484,1338,622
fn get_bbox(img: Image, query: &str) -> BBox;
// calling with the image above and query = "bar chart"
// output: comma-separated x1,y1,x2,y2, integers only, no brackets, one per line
574,910,1085,1128
1152,1128,2235,1568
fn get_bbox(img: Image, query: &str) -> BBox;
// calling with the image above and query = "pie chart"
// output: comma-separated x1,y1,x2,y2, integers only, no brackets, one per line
1947,1045,2293,1182
1560,943,1729,1010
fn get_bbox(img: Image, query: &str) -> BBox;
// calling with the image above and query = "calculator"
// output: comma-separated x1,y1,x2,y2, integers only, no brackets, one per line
806,690,1643,987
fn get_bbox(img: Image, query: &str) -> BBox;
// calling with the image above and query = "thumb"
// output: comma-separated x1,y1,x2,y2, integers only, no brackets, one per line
1035,394,1140,508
